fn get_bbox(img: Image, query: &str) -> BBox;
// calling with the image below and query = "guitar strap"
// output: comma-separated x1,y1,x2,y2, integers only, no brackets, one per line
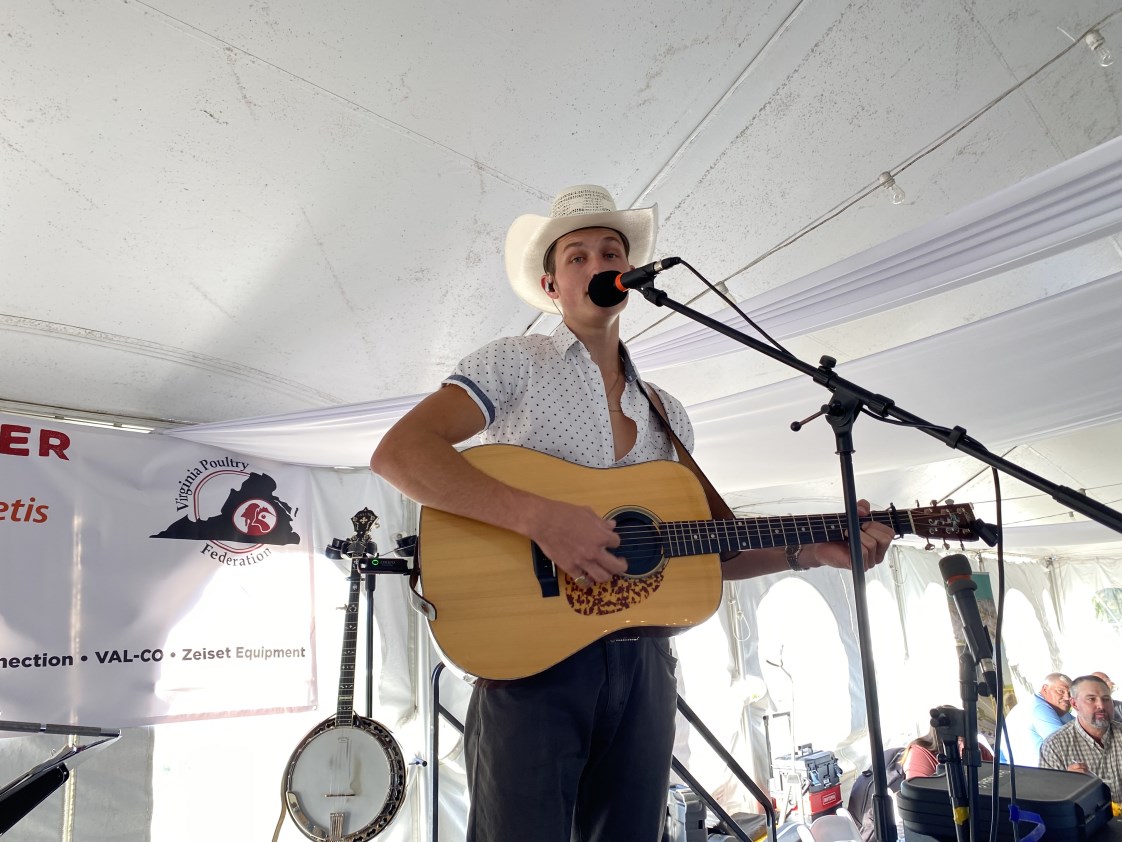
632,375,740,562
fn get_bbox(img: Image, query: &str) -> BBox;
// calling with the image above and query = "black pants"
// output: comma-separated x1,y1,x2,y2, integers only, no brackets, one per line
464,636,678,841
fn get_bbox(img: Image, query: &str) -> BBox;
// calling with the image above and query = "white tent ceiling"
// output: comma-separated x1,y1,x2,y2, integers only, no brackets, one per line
2,0,1121,550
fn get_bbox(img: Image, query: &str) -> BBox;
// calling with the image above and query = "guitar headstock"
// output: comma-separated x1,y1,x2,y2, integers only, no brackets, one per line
910,503,983,545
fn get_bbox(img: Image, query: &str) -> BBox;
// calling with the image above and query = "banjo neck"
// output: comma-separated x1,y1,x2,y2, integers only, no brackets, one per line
336,565,361,727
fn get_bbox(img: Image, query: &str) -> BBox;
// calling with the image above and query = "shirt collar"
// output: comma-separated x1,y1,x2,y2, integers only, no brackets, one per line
549,323,639,384
549,322,583,358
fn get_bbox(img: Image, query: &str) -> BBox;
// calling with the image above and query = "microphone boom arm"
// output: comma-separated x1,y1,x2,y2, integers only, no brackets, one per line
631,283,1122,534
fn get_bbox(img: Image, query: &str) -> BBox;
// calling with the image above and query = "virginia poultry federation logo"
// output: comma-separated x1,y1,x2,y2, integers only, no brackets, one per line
150,457,300,565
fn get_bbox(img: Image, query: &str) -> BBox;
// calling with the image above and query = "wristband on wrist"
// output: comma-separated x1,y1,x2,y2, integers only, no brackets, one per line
785,543,807,572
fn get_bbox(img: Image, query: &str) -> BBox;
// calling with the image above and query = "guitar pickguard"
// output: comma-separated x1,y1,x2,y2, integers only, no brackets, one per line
564,569,666,616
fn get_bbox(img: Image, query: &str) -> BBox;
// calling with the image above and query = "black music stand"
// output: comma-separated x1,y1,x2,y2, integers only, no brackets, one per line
0,722,121,836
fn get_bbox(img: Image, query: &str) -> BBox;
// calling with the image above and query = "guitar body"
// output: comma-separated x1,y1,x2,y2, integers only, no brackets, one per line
283,714,406,842
419,444,723,680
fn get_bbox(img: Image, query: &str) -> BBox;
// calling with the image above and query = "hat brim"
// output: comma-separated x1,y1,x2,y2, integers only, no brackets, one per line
504,205,658,313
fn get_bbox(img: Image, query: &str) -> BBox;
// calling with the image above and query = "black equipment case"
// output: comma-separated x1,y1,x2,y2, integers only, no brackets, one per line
897,765,1113,840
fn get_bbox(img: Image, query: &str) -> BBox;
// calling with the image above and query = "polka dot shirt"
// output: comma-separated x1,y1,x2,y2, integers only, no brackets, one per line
443,323,694,468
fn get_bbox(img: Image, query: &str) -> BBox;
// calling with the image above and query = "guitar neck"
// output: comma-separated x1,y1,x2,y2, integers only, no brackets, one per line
336,567,360,725
661,507,955,558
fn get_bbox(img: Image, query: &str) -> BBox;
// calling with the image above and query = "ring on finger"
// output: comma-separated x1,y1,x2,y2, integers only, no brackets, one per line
574,574,588,586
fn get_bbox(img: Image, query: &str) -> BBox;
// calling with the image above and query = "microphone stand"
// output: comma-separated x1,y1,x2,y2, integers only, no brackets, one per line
956,649,983,842
932,702,974,842
626,279,1122,842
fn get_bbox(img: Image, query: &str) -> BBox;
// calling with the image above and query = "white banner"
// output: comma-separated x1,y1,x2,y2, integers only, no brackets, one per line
0,414,317,728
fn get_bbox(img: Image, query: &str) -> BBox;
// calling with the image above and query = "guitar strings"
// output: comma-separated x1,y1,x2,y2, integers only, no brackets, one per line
586,510,963,552
603,511,907,540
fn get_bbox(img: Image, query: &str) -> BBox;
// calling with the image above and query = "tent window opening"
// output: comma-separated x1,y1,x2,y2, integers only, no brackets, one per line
757,579,849,754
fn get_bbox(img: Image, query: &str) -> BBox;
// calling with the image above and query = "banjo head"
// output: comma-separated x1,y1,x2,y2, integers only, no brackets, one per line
284,714,407,841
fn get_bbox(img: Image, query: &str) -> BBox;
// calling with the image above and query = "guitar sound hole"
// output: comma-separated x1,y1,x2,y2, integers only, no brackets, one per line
608,509,666,578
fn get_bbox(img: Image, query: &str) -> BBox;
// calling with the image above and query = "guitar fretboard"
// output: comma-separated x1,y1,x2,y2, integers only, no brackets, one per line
661,510,914,558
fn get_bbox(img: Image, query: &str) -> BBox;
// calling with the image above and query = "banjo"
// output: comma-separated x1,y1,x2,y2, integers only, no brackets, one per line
282,508,407,842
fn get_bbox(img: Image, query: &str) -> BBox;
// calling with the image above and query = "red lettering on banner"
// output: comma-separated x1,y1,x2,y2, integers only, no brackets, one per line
39,430,70,459
0,424,31,455
0,498,50,523
0,424,71,460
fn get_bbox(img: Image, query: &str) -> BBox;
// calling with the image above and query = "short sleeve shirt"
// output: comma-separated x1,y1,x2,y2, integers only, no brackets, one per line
443,323,693,468
1040,720,1122,798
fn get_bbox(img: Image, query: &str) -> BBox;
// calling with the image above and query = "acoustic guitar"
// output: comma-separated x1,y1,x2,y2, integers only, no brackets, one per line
282,509,407,842
418,444,985,680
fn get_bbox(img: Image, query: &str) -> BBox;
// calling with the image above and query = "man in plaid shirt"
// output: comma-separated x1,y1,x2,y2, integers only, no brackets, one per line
1040,674,1122,811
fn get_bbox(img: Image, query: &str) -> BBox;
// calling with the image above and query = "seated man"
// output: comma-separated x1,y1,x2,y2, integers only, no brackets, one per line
1000,672,1072,766
1040,674,1122,811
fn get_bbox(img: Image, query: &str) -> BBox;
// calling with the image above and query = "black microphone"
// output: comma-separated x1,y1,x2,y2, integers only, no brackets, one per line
939,553,998,695
587,257,682,308
617,256,682,288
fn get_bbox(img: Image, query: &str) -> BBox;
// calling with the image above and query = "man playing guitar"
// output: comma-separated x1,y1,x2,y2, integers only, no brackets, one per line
370,184,895,841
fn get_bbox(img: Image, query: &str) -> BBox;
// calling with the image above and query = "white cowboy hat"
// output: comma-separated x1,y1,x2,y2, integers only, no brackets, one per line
504,184,658,312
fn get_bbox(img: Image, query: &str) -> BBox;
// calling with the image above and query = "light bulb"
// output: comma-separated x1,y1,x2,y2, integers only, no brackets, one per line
1085,29,1114,67
879,172,906,205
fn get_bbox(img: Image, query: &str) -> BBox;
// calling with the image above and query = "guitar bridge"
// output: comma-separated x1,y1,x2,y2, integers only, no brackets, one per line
531,543,560,598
